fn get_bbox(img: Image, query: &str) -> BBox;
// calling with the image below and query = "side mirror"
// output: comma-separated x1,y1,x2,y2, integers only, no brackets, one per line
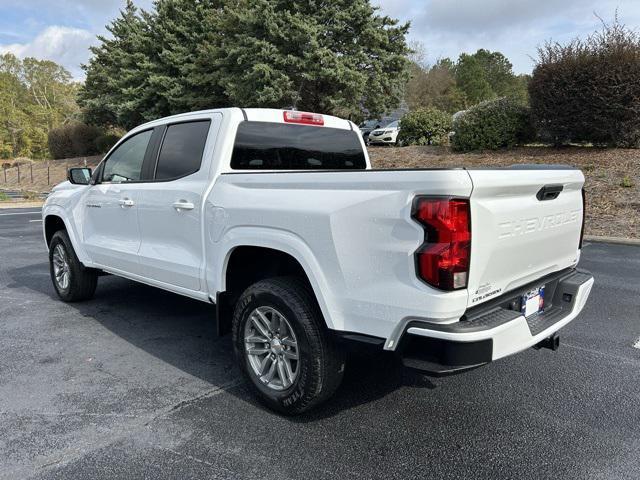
68,167,92,185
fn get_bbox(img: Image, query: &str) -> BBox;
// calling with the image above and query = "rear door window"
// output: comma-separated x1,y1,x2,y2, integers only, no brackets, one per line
231,122,366,170
154,120,211,180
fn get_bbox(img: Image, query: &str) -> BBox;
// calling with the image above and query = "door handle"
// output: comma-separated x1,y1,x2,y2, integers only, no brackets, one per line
119,198,135,207
536,184,563,201
172,200,195,211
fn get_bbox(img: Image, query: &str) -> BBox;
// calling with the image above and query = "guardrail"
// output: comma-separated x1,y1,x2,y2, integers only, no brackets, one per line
0,188,48,200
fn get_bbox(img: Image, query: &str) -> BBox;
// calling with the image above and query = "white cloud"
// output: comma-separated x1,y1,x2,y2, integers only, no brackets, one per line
0,25,95,79
0,1,154,78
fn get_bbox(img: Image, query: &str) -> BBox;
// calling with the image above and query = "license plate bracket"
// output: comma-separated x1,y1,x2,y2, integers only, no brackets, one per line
521,286,545,318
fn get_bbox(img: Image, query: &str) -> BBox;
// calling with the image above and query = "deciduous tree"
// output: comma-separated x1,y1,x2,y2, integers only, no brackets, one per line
0,54,78,158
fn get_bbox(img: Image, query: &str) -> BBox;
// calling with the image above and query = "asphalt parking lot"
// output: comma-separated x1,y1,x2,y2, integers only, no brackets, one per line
1,207,639,480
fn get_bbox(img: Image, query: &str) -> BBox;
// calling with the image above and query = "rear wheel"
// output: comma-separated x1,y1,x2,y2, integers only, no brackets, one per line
49,230,98,302
232,277,344,415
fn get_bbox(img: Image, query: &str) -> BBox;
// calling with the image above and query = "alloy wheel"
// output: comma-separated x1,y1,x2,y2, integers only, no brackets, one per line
244,306,299,391
52,244,70,291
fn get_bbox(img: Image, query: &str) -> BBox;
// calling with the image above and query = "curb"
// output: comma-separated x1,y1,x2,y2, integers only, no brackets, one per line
0,201,44,209
584,235,640,246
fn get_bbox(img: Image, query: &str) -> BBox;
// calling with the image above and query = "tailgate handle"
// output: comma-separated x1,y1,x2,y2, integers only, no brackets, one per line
537,184,563,201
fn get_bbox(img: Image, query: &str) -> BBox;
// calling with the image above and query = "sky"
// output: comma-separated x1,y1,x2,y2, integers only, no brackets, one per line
0,0,639,80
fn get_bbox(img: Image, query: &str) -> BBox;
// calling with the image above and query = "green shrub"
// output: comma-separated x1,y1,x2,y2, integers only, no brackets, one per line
398,108,452,146
48,122,104,159
21,126,49,159
529,20,640,147
96,133,122,153
0,142,12,159
70,123,101,156
48,125,72,159
451,97,534,151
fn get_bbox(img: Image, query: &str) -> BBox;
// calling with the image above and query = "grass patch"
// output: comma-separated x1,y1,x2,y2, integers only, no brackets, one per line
0,191,9,201
620,176,635,188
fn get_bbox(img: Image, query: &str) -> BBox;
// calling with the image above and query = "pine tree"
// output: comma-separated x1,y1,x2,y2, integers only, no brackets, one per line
452,50,528,108
196,0,410,120
80,0,411,126
455,54,495,106
79,0,156,129
144,0,228,115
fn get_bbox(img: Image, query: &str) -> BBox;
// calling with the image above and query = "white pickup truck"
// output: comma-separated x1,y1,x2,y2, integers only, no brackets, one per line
43,108,594,414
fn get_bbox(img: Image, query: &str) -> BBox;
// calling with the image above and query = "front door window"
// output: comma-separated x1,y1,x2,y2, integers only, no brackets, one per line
102,130,152,183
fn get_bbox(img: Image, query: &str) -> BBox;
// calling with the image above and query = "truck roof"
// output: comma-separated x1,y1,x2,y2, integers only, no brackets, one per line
133,108,354,133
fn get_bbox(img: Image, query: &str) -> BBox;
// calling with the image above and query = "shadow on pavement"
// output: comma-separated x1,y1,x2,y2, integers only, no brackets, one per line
7,261,436,420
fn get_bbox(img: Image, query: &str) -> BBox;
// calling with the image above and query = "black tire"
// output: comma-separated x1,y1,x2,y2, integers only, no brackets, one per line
49,230,98,302
232,276,345,415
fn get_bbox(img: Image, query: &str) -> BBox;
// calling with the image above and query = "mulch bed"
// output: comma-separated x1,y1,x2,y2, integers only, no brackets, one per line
2,147,638,239
368,146,639,239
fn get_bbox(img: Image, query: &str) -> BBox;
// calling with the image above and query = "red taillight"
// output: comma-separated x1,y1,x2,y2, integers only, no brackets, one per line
283,111,324,126
412,197,471,290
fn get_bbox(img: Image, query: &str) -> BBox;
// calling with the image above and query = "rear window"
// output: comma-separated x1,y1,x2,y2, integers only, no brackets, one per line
231,121,366,170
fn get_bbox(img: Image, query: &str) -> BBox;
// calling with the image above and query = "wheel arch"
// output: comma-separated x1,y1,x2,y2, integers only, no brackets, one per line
223,246,312,295
42,206,91,265
44,214,67,246
212,230,340,335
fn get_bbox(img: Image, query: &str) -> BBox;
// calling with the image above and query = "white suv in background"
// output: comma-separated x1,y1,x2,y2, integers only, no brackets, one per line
368,120,400,145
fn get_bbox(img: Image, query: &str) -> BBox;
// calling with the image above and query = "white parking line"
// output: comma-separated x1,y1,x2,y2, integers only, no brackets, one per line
564,342,640,365
0,211,42,216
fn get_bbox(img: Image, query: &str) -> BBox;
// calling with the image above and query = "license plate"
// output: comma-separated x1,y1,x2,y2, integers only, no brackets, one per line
521,286,545,317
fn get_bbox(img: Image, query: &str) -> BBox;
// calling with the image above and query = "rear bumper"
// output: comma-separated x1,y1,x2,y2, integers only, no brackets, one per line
397,269,594,374
368,136,396,144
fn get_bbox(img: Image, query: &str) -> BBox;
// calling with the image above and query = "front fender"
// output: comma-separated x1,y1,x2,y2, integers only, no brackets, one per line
42,203,92,266
209,226,342,331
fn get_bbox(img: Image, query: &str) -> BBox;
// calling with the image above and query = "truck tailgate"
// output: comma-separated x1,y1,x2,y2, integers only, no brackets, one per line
466,168,584,307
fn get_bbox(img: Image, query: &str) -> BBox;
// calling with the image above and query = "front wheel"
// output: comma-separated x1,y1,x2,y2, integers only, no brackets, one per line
232,277,344,414
49,230,98,302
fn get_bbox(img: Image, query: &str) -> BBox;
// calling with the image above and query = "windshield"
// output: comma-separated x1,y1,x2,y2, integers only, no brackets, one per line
359,120,379,129
231,121,367,170
386,121,399,129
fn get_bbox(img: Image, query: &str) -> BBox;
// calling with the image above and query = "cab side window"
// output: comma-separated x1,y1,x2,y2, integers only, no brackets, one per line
101,130,153,183
154,121,210,180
